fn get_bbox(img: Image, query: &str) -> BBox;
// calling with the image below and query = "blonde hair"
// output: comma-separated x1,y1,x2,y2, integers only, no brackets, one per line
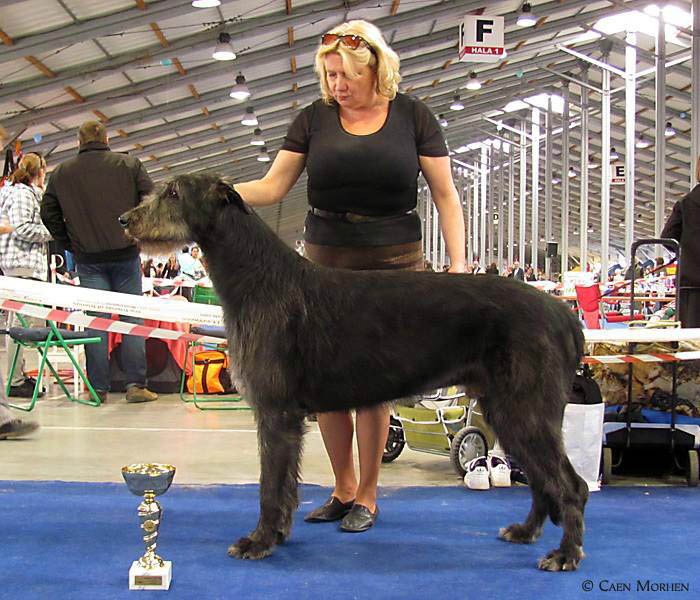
78,120,108,145
314,20,401,105
10,153,45,185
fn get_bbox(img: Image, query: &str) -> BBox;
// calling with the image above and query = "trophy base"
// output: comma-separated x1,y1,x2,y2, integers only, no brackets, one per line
129,560,172,590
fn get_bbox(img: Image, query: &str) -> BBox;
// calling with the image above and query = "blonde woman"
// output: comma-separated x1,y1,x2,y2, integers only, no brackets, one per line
0,153,52,397
234,20,465,532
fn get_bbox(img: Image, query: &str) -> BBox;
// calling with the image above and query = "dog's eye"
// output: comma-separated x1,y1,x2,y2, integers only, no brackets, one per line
167,186,179,199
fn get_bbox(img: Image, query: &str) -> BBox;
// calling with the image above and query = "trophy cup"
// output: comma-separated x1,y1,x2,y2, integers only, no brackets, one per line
121,463,176,591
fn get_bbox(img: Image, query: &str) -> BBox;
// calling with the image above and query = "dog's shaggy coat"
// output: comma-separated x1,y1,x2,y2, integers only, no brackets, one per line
121,174,588,571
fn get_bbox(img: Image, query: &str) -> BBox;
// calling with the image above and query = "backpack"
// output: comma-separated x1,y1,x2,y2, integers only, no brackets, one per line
186,350,235,394
569,364,603,405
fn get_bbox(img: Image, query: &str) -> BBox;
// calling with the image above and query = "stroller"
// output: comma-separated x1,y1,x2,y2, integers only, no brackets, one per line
383,386,495,477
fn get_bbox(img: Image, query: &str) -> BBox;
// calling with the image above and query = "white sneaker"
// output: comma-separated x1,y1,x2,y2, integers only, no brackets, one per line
488,453,511,488
464,456,490,490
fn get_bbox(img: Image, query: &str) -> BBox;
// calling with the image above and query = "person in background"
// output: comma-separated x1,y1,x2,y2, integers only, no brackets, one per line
161,254,180,279
40,120,158,405
232,20,465,532
661,154,700,328
510,260,524,281
485,262,498,275
0,153,53,398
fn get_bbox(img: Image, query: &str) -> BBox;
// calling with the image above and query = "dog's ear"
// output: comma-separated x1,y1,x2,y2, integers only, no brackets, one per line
208,179,252,214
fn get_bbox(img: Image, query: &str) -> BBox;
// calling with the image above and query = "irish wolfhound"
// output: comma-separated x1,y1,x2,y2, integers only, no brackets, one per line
120,174,588,571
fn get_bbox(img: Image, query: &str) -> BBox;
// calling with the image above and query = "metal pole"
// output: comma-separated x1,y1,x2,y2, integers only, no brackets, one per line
561,84,570,275
625,29,637,266
601,66,612,281
693,0,700,188
580,68,589,273
655,9,667,251
508,134,515,267
545,98,553,280
498,141,504,272
473,159,480,268
519,120,527,265
480,144,488,267
488,145,495,266
531,107,540,272
464,171,473,266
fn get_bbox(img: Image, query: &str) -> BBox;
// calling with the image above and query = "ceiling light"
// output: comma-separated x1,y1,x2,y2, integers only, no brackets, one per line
635,134,652,149
438,114,448,128
517,2,537,27
465,72,482,91
664,122,676,137
192,0,221,6
229,73,251,100
568,167,577,178
610,147,619,161
552,177,561,185
257,146,271,162
450,94,464,111
212,32,236,61
241,106,258,127
250,128,264,146
588,157,599,169
587,226,594,233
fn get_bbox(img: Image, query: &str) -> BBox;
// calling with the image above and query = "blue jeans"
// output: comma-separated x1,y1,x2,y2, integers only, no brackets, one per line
77,257,146,392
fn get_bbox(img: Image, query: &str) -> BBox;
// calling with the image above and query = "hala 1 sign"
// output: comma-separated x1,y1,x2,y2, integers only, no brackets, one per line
459,15,505,63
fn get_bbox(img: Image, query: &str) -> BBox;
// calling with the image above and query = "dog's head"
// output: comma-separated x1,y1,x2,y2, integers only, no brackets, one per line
120,173,250,255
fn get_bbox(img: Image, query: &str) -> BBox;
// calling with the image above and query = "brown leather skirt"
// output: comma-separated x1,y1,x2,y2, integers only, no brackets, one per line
305,240,424,272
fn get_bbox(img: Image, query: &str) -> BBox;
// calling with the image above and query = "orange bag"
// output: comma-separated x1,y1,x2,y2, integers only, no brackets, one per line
186,350,234,394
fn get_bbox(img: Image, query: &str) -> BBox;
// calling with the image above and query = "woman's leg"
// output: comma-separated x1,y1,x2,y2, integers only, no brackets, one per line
316,410,357,503
354,403,390,512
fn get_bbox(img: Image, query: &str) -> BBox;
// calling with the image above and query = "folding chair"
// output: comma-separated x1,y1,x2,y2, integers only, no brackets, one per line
179,325,248,411
575,284,644,329
5,314,104,411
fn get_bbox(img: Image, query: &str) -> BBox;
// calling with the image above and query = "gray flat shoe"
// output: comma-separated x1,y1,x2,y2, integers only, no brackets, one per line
340,503,379,532
304,496,355,522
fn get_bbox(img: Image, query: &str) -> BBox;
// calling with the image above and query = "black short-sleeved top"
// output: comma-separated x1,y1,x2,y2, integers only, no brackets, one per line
281,93,448,246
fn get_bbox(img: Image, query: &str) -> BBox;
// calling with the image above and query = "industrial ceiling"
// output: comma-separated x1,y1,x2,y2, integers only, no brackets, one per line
0,0,696,261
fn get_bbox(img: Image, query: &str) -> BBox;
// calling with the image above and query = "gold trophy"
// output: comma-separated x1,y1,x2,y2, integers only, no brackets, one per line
121,463,176,591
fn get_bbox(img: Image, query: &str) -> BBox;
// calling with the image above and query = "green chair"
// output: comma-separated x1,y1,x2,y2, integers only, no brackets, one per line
5,315,104,411
179,324,249,411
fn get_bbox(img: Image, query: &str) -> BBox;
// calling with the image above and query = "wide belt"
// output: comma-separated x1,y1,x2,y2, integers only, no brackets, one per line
310,207,413,224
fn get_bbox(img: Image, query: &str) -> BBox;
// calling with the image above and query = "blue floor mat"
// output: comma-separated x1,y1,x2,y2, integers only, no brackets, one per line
1,481,698,600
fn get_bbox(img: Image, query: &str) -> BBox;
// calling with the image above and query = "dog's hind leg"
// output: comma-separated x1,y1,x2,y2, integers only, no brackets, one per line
228,406,306,560
497,416,588,571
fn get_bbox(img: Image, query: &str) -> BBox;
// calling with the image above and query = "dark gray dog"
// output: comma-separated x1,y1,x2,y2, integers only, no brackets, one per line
120,173,588,571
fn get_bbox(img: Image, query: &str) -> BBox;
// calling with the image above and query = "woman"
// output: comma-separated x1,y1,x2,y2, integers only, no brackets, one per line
0,153,53,397
234,20,465,532
161,254,180,279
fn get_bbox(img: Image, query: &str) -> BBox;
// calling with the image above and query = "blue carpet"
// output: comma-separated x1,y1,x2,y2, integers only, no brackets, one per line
1,482,698,600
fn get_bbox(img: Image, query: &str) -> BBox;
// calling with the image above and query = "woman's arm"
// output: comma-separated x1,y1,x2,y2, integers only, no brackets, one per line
233,150,306,206
419,155,466,273
10,188,52,243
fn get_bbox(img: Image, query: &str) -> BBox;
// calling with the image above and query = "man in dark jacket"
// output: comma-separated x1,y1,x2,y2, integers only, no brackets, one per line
40,121,157,404
661,154,700,328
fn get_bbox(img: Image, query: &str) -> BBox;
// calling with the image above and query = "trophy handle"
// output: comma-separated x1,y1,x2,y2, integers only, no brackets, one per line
137,492,165,569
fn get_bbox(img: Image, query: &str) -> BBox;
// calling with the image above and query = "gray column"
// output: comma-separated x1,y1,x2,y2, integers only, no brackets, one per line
497,143,504,271
480,145,488,266
508,135,515,266
692,0,700,188
473,160,480,267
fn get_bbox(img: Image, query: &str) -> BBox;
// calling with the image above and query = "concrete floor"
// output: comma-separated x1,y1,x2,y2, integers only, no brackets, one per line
0,348,687,488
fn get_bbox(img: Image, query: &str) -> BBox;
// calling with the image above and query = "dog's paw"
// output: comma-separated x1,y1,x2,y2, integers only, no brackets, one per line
537,547,584,571
498,523,541,544
227,536,275,560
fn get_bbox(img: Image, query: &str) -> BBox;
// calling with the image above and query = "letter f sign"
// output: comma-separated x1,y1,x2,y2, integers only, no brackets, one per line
476,19,493,42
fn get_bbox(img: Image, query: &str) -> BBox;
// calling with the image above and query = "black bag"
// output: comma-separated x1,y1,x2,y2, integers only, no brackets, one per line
570,364,603,405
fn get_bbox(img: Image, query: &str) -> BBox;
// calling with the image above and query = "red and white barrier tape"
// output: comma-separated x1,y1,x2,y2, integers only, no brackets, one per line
0,299,225,345
583,350,700,365
0,276,222,326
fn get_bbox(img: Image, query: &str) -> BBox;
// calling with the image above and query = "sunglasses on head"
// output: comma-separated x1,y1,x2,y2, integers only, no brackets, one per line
321,33,376,55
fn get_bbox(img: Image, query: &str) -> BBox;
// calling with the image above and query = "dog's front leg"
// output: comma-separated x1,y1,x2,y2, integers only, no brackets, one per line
228,407,305,560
